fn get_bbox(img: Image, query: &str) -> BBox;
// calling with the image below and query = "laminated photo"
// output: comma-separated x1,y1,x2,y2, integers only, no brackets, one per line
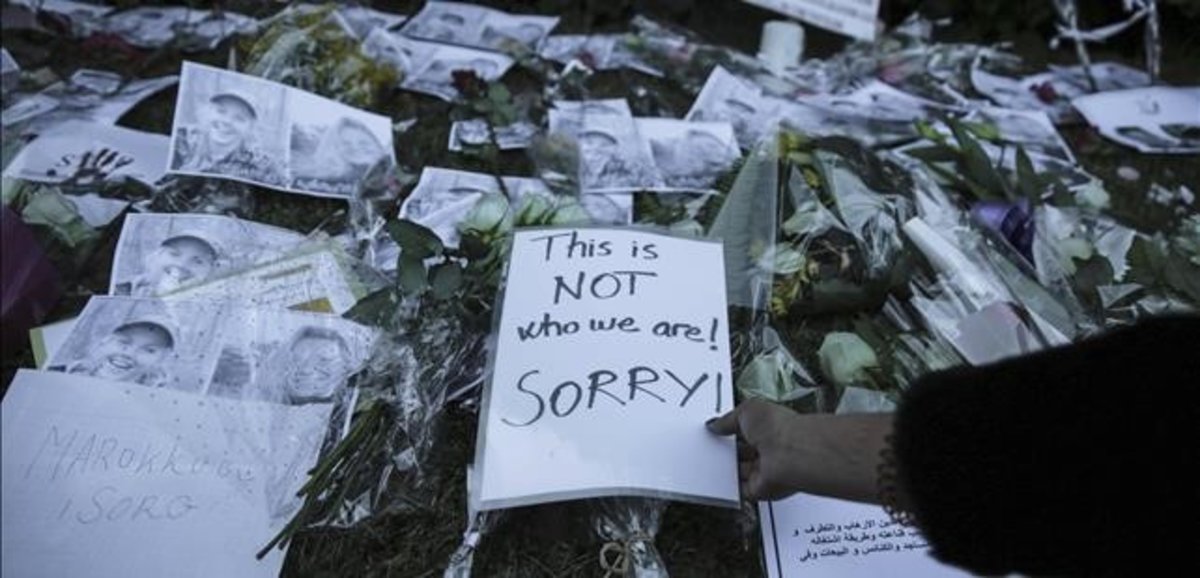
637,118,740,192
448,118,538,151
362,30,514,102
401,1,558,52
687,66,783,148
1,69,177,132
168,61,396,198
109,213,306,298
399,167,632,247
335,5,408,39
2,121,169,186
549,100,664,193
965,107,1077,163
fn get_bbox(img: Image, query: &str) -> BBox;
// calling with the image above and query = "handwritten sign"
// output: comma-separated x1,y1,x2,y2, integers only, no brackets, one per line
474,228,738,510
1,370,331,578
760,493,970,577
744,0,881,41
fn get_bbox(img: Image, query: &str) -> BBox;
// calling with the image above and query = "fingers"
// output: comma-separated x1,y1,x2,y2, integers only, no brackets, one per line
705,407,741,437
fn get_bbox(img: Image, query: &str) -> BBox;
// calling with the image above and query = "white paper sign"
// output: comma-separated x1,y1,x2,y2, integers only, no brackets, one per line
744,0,881,41
475,228,738,510
1,369,332,578
760,493,970,578
3,121,170,186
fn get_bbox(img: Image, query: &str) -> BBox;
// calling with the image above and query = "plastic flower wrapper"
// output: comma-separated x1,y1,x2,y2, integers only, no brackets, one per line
744,132,919,318
151,174,257,217
239,3,398,109
443,467,502,578
1028,204,1147,327
902,216,1074,365
590,498,668,578
735,326,823,410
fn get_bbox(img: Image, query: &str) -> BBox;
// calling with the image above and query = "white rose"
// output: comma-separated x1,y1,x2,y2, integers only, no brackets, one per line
818,332,879,387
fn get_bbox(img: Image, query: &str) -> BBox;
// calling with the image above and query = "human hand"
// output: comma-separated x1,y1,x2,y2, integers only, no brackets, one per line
706,398,806,501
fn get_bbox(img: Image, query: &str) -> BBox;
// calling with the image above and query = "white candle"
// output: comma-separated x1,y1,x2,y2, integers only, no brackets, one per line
757,20,805,71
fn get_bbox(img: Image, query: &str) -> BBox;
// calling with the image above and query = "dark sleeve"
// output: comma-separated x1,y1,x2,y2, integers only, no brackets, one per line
891,315,1200,577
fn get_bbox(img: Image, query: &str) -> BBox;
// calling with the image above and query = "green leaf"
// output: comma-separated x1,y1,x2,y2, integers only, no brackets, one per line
429,262,465,299
903,145,961,164
397,255,429,295
342,287,401,328
386,219,444,259
487,83,511,103
1015,147,1040,200
951,122,1009,201
914,119,946,144
962,121,1001,142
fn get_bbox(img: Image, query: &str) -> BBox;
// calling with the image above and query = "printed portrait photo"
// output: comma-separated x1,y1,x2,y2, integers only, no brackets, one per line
640,119,740,191
687,67,779,148
478,14,556,50
362,28,434,77
404,46,513,101
169,62,290,188
288,90,395,198
400,1,483,45
109,213,305,297
44,296,225,393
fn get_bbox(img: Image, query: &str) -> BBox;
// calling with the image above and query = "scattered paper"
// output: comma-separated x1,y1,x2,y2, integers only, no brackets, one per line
448,118,538,151
637,118,740,191
743,0,882,41
971,62,1150,123
29,318,78,368
0,369,327,578
91,7,258,50
3,121,169,186
109,213,306,298
362,29,515,101
44,295,377,400
400,1,559,52
687,66,783,148
65,193,130,227
540,34,661,76
475,228,738,510
168,61,396,198
549,100,665,193
1,70,177,132
1072,87,1200,154
398,167,632,248
160,244,370,315
759,493,970,577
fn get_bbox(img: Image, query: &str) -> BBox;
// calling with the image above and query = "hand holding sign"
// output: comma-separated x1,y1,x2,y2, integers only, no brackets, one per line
474,228,739,510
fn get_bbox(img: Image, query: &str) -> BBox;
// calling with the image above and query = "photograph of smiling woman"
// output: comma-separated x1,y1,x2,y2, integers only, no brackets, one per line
169,62,289,187
291,116,390,197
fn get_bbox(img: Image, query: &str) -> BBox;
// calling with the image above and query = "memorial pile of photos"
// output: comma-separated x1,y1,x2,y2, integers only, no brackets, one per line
2,0,1197,577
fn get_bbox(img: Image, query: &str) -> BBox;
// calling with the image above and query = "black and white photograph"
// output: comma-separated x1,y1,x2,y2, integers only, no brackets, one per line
549,100,664,193
205,309,375,406
44,296,225,393
335,5,407,39
686,66,783,148
477,12,558,52
399,167,632,247
448,118,538,151
109,213,305,297
2,69,178,133
288,89,395,198
540,34,662,76
169,61,290,188
9,0,112,21
403,43,514,102
638,118,741,191
362,28,437,78
401,1,558,52
2,121,169,187
96,6,258,50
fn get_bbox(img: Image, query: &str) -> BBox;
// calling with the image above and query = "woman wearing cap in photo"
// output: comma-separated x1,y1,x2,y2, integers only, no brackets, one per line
116,231,221,297
291,116,389,195
172,91,287,186
55,318,176,388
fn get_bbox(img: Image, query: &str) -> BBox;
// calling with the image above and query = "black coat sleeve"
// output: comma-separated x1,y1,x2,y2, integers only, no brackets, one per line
891,315,1200,577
